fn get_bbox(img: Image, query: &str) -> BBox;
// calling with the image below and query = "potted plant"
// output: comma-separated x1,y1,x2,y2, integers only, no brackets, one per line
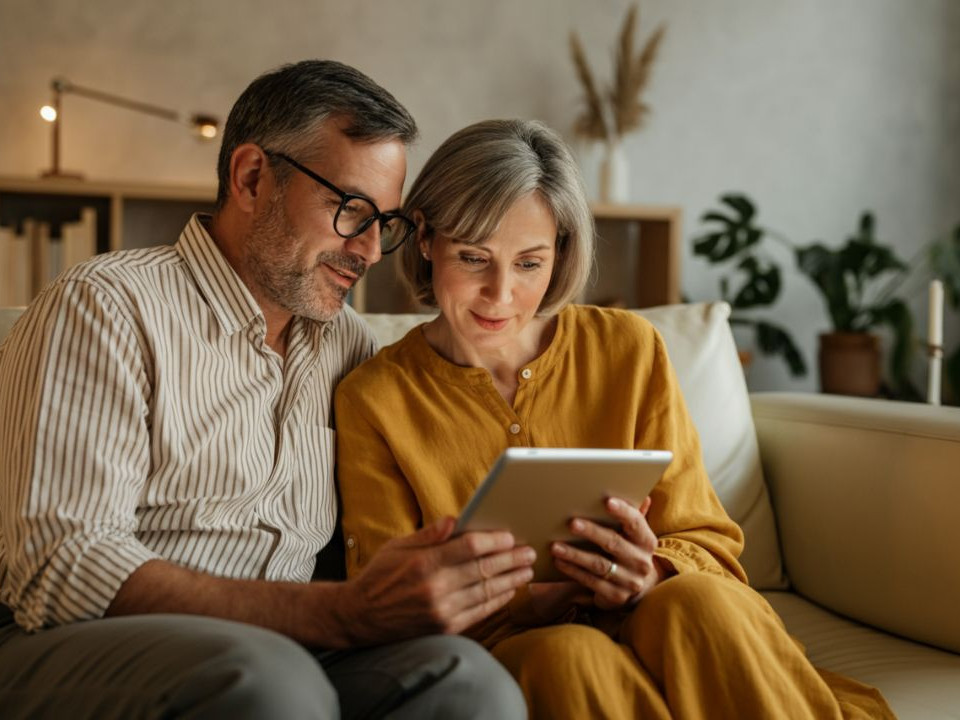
694,193,921,397
693,194,807,377
796,213,914,397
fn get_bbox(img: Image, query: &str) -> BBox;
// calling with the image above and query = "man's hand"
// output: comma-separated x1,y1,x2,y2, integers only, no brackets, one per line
336,517,536,645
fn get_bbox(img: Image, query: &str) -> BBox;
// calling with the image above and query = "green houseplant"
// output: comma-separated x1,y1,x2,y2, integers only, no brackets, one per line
694,193,920,396
693,194,806,376
795,212,915,397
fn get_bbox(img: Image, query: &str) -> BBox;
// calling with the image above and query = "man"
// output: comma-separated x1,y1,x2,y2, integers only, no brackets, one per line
0,60,533,719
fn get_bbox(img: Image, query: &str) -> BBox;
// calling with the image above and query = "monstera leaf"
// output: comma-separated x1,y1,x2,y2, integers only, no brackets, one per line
729,317,807,376
730,256,781,309
693,192,805,376
754,320,807,376
693,194,764,263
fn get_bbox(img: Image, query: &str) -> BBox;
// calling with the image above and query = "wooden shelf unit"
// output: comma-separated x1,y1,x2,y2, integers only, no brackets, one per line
0,176,216,254
0,178,682,313
586,203,682,309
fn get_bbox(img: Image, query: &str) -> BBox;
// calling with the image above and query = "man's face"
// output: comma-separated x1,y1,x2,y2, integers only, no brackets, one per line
243,121,407,322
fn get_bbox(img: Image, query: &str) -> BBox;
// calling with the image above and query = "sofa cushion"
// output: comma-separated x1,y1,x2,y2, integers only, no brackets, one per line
362,302,787,590
634,303,785,590
764,590,960,720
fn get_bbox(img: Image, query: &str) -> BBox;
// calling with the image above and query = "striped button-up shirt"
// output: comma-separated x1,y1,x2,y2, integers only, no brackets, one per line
0,214,376,631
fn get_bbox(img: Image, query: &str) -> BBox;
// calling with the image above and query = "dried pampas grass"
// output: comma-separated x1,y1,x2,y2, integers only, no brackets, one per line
571,3,666,141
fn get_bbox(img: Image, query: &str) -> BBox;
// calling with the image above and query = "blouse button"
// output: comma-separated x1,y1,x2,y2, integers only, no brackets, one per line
520,368,533,380
346,536,357,549
509,423,521,435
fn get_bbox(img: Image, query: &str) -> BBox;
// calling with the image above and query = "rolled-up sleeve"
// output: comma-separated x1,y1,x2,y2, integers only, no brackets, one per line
0,278,159,631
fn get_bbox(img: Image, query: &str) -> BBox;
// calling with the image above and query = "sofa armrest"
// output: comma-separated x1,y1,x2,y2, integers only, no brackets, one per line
751,392,960,654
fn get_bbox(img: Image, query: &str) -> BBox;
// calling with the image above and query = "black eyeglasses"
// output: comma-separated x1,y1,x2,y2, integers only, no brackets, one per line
265,150,415,255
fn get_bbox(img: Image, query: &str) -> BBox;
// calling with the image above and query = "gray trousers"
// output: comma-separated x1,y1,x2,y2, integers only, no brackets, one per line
0,607,526,719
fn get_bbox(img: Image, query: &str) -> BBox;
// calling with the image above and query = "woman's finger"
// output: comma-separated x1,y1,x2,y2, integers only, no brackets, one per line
552,557,641,609
551,541,644,595
604,496,657,552
568,517,650,573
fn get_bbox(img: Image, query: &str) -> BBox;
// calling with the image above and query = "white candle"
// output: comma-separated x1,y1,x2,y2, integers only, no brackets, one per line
928,280,944,405
929,280,944,348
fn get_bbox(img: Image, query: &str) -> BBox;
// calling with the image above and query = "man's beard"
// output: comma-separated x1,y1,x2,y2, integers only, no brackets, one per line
243,192,367,322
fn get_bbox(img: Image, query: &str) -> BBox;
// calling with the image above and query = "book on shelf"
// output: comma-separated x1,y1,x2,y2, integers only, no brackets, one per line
0,207,97,306
61,207,98,273
30,219,53,297
0,224,32,307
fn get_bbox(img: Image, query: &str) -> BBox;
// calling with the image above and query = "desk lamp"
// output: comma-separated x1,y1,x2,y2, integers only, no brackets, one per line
39,77,219,179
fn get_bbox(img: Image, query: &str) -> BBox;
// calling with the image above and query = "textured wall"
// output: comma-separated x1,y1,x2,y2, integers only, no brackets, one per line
1,0,958,393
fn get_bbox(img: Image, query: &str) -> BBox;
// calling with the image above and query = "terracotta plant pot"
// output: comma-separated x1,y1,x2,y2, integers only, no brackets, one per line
818,332,881,397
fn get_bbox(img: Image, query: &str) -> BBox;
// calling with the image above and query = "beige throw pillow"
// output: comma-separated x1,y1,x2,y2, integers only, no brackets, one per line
635,302,786,589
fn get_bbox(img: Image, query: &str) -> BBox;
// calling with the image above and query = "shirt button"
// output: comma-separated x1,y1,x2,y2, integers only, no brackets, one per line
509,423,521,435
346,536,356,549
520,368,533,380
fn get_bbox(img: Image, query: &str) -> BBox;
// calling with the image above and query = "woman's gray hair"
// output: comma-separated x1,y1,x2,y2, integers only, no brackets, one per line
400,119,594,315
216,59,417,208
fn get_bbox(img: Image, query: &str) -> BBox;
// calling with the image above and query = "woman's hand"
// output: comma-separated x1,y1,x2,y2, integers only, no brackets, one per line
550,496,663,610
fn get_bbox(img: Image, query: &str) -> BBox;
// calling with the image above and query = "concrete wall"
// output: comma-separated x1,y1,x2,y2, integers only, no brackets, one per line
1,0,958,394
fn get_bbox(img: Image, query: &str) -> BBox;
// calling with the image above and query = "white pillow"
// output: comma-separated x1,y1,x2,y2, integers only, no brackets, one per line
361,304,787,590
635,302,786,590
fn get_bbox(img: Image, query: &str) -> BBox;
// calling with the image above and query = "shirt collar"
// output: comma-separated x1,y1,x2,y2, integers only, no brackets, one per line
176,213,263,335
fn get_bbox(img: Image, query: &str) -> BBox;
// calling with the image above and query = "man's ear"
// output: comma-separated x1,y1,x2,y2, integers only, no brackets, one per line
228,143,271,214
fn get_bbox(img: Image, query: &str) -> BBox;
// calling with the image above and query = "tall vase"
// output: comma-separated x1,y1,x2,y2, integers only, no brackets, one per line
598,139,629,204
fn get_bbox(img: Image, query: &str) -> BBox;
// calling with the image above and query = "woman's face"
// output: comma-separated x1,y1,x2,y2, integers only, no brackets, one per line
426,192,557,355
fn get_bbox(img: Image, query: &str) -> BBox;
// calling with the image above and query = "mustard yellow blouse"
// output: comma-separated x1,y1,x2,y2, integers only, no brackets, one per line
334,305,746,642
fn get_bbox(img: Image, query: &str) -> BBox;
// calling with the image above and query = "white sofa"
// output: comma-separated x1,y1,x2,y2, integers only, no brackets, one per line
3,303,960,718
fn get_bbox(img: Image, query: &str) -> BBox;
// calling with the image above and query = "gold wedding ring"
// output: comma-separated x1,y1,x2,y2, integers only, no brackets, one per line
603,561,618,580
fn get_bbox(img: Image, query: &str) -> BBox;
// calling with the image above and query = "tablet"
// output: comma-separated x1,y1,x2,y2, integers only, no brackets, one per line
455,447,673,581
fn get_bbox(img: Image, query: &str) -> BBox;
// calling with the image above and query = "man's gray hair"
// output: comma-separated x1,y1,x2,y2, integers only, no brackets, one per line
400,119,595,315
215,59,418,208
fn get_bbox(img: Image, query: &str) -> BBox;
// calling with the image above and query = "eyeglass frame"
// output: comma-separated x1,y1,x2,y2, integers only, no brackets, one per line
264,150,416,255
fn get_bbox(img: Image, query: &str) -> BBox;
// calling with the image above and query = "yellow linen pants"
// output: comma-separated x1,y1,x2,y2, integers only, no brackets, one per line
491,573,893,719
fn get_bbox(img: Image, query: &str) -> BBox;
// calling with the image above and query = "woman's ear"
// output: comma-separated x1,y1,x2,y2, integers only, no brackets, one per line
413,210,431,260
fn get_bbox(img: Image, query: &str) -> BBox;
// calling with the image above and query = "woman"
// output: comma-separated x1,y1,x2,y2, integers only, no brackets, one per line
334,119,892,719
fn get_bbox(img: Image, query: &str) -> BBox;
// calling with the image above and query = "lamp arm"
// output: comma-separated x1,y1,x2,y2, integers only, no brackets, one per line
53,78,180,123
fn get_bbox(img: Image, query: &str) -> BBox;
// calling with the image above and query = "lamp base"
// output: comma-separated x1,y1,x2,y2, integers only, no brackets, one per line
41,169,85,180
